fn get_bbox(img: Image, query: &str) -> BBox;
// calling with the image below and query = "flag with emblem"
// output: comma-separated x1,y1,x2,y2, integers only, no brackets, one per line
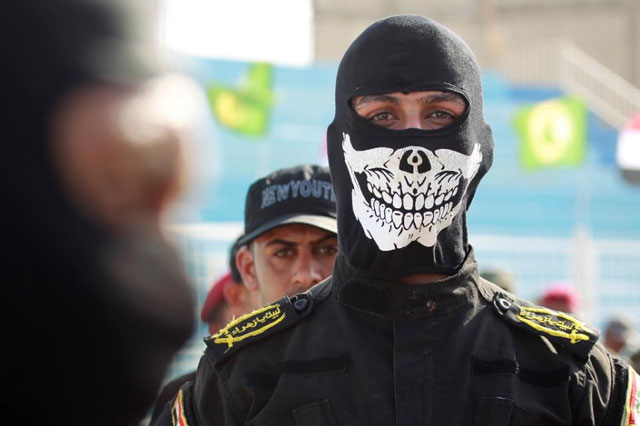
207,62,274,137
515,96,587,169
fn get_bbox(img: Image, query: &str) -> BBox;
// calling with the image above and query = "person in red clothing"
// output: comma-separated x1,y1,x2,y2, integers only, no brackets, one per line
200,271,247,335
538,281,580,314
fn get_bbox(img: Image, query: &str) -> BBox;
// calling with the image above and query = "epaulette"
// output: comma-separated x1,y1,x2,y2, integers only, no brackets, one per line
491,292,600,360
204,286,319,363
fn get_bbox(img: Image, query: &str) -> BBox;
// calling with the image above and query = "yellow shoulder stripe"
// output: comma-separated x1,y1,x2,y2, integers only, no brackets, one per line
211,303,286,351
516,307,594,344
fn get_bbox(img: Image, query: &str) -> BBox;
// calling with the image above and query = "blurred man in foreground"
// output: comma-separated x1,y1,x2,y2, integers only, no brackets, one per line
153,164,338,425
150,238,247,424
180,15,637,425
1,1,199,424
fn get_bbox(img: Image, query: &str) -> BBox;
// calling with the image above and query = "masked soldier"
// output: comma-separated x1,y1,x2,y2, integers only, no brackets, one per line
175,15,638,426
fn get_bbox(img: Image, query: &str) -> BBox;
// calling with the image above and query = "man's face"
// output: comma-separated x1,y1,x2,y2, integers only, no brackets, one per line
352,90,466,131
237,224,338,306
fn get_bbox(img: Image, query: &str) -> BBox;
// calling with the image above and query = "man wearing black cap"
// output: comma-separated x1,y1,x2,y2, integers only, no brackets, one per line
173,16,638,426
234,164,338,308
153,164,338,425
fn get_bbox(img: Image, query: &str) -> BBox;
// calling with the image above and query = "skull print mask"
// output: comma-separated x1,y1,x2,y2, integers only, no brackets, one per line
327,15,494,278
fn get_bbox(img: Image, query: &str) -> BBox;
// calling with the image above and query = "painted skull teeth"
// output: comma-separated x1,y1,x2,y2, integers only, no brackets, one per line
370,198,454,230
342,133,482,251
364,175,462,232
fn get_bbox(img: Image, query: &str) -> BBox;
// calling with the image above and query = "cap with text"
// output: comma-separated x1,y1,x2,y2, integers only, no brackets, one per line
237,165,337,246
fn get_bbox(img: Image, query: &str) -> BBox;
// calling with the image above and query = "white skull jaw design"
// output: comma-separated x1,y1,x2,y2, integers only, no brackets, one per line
342,133,482,251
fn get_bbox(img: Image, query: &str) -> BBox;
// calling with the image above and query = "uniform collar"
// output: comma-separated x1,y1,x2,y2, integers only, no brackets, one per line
333,249,480,320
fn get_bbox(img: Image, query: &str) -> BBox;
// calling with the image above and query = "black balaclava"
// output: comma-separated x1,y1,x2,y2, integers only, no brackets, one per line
327,15,494,279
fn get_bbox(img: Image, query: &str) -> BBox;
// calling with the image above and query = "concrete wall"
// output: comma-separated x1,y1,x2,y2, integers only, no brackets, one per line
313,0,640,86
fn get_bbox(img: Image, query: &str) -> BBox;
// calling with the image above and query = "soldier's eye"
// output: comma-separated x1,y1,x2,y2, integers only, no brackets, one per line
369,111,397,122
429,110,455,119
317,245,338,256
273,248,295,258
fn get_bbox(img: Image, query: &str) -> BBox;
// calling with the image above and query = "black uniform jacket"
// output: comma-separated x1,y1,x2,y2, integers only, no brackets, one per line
170,250,638,426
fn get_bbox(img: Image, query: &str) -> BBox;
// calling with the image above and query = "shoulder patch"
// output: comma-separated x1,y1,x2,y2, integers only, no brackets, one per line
205,294,311,362
492,293,599,360
621,368,640,426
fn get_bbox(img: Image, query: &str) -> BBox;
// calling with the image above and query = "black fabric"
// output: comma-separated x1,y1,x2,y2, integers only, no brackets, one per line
471,358,518,376
237,164,337,246
245,355,349,387
327,15,494,278
335,248,477,320
471,357,571,388
0,1,193,424
474,397,513,426
150,371,197,425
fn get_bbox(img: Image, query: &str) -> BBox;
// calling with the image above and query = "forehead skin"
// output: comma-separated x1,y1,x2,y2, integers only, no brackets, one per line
352,91,466,110
351,90,467,131
252,224,336,246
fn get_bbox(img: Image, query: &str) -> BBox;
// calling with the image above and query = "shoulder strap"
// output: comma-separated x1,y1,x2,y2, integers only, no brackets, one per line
204,291,315,363
491,292,600,360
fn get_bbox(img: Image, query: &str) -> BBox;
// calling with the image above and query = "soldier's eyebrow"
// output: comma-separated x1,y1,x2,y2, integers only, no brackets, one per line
265,234,336,247
419,92,466,105
265,239,296,247
353,95,400,111
312,234,338,245
353,92,466,111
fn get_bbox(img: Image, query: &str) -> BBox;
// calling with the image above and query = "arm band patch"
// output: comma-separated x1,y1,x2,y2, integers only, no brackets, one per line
622,368,640,426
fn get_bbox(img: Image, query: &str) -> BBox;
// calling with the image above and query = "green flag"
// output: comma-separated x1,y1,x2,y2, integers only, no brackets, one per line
515,96,587,169
207,63,274,137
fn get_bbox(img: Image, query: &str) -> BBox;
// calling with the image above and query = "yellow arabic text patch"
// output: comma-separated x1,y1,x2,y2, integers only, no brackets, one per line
516,307,594,344
211,303,286,351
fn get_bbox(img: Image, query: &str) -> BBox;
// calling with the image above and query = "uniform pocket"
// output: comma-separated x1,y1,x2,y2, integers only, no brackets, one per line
261,400,337,426
473,396,562,426
474,396,513,426
293,400,337,426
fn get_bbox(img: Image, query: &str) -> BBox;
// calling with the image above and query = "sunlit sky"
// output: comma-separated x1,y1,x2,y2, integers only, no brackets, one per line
159,0,314,66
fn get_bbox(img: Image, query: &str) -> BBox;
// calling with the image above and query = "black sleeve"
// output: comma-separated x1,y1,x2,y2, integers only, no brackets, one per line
194,350,241,426
150,371,197,425
151,381,199,426
571,343,633,426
